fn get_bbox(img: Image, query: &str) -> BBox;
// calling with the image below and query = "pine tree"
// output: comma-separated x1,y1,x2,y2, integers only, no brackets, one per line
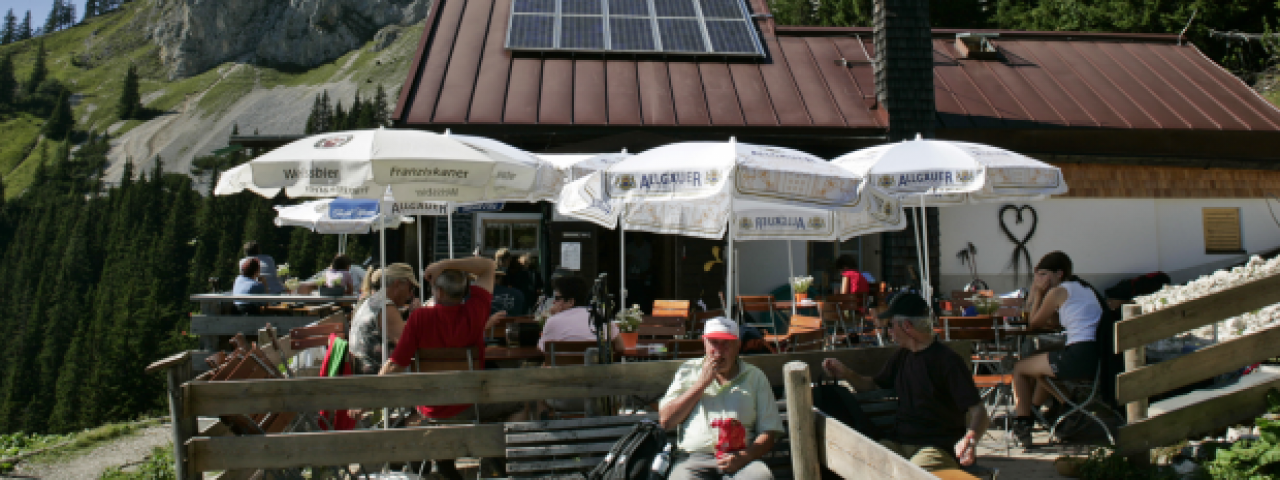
332,100,347,131
26,40,47,95
117,64,140,120
1,10,16,44
18,11,31,40
84,0,98,20
318,90,332,132
43,89,73,139
43,0,61,34
63,3,76,28
304,94,321,134
0,54,16,108
373,84,390,127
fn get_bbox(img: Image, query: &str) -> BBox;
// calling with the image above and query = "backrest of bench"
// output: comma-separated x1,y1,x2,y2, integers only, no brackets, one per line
504,414,658,478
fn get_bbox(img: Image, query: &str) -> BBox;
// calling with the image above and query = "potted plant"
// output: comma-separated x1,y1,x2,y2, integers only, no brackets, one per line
790,275,814,303
615,304,643,350
969,295,1000,317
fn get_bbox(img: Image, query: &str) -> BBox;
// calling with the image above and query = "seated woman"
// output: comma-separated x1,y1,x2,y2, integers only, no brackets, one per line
321,254,356,295
233,258,267,314
1010,251,1102,448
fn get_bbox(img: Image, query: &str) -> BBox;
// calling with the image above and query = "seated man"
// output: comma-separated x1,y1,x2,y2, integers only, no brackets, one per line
233,258,266,314
491,268,527,316
349,264,420,375
659,317,783,480
821,293,988,472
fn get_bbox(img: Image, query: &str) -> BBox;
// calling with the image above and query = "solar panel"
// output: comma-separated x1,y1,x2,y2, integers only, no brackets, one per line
508,15,557,48
505,0,762,55
560,16,606,49
705,20,755,53
610,17,657,51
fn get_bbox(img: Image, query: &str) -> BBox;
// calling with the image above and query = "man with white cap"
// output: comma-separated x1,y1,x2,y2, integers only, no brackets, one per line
659,316,784,480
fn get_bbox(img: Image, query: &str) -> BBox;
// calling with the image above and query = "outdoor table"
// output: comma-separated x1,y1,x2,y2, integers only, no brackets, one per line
485,346,544,369
1001,326,1064,358
189,294,360,362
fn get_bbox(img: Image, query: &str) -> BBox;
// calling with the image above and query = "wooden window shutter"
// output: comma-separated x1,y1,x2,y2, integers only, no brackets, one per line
1203,208,1243,253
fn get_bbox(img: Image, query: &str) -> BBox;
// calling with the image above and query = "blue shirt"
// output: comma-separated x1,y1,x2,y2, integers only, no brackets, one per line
233,275,266,307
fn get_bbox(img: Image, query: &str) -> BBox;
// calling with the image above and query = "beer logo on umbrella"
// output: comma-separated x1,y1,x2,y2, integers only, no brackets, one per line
957,170,976,183
616,174,637,191
808,216,826,230
739,217,753,230
877,175,895,189
313,134,354,149
707,169,723,186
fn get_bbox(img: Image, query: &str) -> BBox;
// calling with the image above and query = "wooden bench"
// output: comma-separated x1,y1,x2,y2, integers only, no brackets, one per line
503,414,658,479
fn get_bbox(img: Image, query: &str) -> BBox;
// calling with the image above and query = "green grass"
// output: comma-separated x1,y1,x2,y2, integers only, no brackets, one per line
98,445,175,480
23,417,164,464
0,113,43,177
3,138,57,199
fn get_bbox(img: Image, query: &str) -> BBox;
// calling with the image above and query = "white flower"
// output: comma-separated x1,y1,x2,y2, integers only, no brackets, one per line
1132,255,1280,348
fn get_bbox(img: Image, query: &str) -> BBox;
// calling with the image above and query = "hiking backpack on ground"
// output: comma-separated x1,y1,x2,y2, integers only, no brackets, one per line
587,419,671,480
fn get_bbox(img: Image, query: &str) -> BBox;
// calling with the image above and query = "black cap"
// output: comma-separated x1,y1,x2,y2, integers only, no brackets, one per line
878,292,930,319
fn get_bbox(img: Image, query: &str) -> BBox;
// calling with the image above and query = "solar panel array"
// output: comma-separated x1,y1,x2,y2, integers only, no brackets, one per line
506,0,764,56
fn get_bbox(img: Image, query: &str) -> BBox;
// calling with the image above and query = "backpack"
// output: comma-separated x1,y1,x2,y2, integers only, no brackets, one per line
587,420,671,480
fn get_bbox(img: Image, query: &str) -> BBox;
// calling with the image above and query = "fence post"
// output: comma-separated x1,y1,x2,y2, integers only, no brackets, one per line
1121,304,1149,466
146,351,196,480
784,361,821,480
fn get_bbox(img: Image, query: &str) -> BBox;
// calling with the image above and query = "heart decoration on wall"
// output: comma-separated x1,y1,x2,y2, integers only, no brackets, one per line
999,204,1038,286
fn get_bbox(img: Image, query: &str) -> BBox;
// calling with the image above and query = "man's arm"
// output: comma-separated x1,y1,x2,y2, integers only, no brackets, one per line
424,258,498,293
717,432,776,474
821,358,880,392
658,358,719,429
954,403,989,466
379,360,407,375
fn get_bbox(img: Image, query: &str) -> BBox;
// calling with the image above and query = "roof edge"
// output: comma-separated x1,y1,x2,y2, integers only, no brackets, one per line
391,0,446,122
775,26,1180,43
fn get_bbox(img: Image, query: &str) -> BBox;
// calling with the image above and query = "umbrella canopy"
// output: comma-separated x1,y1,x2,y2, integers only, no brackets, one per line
245,129,560,203
832,134,1067,206
274,198,413,234
214,163,281,198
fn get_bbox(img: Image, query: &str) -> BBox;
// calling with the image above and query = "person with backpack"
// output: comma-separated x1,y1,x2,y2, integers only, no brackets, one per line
1010,251,1103,448
659,317,784,479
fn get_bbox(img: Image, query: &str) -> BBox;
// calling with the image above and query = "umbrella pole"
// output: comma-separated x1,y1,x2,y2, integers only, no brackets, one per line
447,210,455,259
619,204,626,310
920,195,932,304
913,204,926,297
726,199,735,320
417,215,425,300
788,240,796,317
379,216,388,430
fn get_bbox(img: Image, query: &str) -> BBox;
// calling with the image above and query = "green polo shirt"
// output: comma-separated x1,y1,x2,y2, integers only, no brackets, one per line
659,358,785,454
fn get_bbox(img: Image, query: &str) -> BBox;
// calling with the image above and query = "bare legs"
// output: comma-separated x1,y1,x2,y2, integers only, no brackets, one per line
1013,353,1055,417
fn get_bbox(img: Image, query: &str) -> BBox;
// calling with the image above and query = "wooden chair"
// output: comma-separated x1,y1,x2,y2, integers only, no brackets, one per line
413,347,484,426
638,316,685,339
820,294,865,348
670,339,705,359
691,309,726,338
762,314,824,353
937,316,1008,376
652,300,692,337
544,340,603,367
288,321,346,350
736,295,780,333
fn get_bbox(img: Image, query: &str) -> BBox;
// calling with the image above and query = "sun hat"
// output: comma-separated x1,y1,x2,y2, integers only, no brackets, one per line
877,292,930,319
702,316,739,340
381,263,419,288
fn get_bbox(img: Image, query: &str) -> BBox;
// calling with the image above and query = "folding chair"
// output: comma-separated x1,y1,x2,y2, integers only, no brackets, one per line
544,341,610,418
1041,363,1124,447
669,339,705,359
413,346,483,422
637,317,685,339
816,297,860,349
652,300,692,338
735,295,780,334
762,314,823,353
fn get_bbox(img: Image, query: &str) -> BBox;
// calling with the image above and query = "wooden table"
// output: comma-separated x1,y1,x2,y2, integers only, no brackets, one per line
189,294,361,366
485,346,544,361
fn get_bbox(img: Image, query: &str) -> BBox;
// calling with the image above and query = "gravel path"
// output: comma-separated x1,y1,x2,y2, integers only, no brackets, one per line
8,425,172,480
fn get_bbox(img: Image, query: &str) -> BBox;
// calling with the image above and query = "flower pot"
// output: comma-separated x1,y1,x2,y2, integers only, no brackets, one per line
620,332,639,350
794,293,809,303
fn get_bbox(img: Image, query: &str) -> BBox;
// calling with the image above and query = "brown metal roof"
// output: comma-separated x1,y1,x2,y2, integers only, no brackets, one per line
392,0,1280,159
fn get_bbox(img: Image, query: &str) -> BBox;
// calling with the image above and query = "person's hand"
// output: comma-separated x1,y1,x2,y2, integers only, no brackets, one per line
716,451,751,474
487,311,507,329
697,355,722,389
1031,274,1051,296
822,358,851,380
955,433,977,466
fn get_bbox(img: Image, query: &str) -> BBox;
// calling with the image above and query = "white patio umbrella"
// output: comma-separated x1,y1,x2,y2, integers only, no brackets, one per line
273,198,414,234
557,139,906,318
214,163,281,198
832,135,1068,301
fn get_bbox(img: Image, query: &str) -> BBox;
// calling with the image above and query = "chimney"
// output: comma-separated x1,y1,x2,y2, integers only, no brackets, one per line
874,0,936,142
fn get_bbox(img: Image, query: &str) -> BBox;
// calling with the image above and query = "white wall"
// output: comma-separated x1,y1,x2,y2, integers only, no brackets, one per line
938,198,1280,294
734,240,808,297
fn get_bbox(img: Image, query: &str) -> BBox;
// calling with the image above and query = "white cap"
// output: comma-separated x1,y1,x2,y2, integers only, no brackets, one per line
702,316,739,340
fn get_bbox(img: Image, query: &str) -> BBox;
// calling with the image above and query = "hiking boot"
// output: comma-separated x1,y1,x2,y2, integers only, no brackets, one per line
1038,399,1064,429
1012,417,1035,450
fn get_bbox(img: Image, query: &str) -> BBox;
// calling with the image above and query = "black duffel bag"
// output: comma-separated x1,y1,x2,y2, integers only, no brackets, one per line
587,420,671,480
812,380,885,440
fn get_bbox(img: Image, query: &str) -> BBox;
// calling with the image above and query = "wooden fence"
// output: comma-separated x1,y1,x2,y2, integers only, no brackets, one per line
1115,272,1280,457
152,343,972,479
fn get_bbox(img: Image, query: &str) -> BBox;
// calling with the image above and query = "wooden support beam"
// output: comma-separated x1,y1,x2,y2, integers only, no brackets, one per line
816,411,935,479
1117,323,1280,404
184,344,971,418
152,353,196,480
187,424,505,472
1115,273,1280,352
1117,376,1280,456
190,315,320,336
784,361,820,480
1120,304,1149,467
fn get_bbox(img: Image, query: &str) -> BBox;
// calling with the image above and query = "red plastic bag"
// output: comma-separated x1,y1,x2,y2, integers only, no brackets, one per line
710,418,746,459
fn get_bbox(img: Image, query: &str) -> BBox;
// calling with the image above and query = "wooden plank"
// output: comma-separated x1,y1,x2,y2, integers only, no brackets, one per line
506,442,616,457
1114,272,1280,351
1118,324,1280,404
187,424,505,472
506,426,634,443
190,316,319,336
507,456,603,473
816,412,936,480
503,413,658,432
1117,375,1280,456
147,351,192,374
185,345,970,417
784,362,820,480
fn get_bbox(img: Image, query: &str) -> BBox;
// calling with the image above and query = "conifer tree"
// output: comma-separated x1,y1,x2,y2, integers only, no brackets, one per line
333,100,347,131
305,94,321,134
44,0,61,34
318,90,332,132
373,84,390,127
26,40,47,95
84,0,98,20
18,11,31,40
0,54,16,108
43,89,73,139
1,10,16,44
117,64,140,119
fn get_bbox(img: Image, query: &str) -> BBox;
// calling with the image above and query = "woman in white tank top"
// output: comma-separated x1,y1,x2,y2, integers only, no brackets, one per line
1009,251,1103,449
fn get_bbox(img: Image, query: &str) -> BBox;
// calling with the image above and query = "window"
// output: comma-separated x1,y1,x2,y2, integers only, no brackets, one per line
1203,207,1243,254
476,213,542,256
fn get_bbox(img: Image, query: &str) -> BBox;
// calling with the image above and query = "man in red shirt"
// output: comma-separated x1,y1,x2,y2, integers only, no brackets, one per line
380,257,496,479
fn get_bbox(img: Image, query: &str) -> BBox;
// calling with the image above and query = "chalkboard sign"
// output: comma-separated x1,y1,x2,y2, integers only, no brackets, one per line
433,212,475,261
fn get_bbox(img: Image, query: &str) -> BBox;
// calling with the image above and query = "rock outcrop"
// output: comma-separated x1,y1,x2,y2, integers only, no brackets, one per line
150,0,430,79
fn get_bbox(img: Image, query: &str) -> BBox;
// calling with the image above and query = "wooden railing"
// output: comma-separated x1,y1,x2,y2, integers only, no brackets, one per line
1115,272,1280,458
152,343,972,479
